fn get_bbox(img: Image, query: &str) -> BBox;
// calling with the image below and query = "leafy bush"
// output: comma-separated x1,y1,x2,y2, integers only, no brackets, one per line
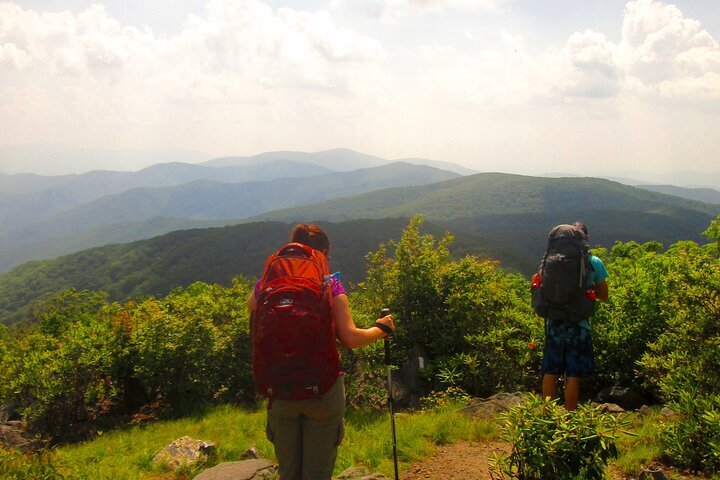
0,290,129,436
591,242,668,393
0,279,254,437
636,241,720,400
357,215,542,397
0,446,64,480
660,391,720,475
129,279,254,410
590,235,720,401
490,394,627,480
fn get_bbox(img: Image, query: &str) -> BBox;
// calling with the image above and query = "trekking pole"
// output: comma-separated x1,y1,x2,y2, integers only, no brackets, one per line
377,308,400,480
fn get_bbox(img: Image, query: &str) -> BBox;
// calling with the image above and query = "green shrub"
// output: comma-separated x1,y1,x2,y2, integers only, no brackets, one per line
0,290,129,436
489,394,628,480
0,279,254,436
357,215,542,397
130,279,254,410
660,391,720,475
590,242,669,395
636,241,720,400
0,446,65,480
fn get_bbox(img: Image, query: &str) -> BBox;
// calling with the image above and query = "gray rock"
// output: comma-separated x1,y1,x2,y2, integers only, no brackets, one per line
390,371,412,408
639,467,668,479
598,403,626,414
0,402,14,423
399,345,429,394
241,446,261,459
596,387,648,411
660,406,679,420
0,421,46,451
194,459,277,480
462,392,526,418
152,436,216,471
337,466,371,478
638,405,652,417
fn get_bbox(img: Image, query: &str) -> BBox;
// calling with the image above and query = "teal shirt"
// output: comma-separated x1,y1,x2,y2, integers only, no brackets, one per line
589,255,609,286
579,255,609,330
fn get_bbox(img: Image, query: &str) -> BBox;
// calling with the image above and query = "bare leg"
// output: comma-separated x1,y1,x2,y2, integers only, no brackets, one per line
542,374,559,401
564,377,581,411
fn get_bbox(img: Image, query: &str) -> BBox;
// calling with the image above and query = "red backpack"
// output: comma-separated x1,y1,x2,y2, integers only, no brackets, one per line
252,243,340,401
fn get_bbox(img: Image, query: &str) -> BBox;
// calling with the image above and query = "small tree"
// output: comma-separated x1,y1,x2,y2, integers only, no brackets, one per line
702,214,720,257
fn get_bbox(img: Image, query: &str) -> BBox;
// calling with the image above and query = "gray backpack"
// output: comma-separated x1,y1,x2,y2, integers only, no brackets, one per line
531,224,595,322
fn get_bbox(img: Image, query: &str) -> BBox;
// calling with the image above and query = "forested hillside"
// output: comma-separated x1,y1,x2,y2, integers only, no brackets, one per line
2,173,717,327
636,184,720,205
256,173,718,221
0,218,503,326
257,173,717,264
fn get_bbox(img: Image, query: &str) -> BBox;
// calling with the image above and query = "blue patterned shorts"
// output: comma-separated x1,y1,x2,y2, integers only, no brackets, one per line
541,320,595,377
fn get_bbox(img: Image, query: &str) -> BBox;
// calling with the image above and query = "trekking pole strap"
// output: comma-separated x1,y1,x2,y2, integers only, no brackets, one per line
375,321,394,335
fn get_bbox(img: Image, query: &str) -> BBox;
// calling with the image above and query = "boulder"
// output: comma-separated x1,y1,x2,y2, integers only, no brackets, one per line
398,345,429,394
194,459,276,480
639,467,668,479
660,406,679,421
597,403,626,414
0,421,45,451
152,436,216,471
241,446,261,459
596,387,648,411
461,392,526,418
389,371,412,408
0,401,18,423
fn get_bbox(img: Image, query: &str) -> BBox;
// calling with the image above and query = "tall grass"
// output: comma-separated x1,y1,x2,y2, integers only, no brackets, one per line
45,401,496,479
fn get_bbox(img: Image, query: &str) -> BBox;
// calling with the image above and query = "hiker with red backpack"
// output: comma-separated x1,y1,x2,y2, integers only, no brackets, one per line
247,224,395,480
531,221,609,411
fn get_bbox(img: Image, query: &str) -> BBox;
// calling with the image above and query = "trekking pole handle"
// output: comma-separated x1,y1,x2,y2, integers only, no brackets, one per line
377,308,392,363
375,308,393,336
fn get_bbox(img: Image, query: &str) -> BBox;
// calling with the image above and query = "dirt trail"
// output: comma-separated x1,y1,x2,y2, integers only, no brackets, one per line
401,441,509,480
399,441,704,480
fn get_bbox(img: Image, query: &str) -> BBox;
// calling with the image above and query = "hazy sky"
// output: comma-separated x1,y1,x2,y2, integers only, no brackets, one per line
1,0,719,175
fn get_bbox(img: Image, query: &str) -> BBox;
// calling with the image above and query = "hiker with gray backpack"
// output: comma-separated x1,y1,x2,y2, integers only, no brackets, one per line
531,221,609,410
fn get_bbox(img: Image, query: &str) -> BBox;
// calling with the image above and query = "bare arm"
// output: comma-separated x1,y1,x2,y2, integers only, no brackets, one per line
333,294,395,349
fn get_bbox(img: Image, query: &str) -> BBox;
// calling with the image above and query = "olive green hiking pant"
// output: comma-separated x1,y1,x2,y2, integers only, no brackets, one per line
266,376,345,480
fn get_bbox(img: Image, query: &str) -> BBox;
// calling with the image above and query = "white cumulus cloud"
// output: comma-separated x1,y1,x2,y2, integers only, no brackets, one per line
331,0,498,22
620,0,720,97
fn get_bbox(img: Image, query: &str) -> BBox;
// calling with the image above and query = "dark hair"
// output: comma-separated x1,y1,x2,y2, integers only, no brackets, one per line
291,224,330,253
573,221,589,236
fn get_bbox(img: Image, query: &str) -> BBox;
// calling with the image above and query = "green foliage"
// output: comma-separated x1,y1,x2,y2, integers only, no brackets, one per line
419,387,471,411
357,215,542,396
0,447,64,480
591,242,669,392
489,394,627,480
635,241,720,399
0,290,128,436
660,391,720,475
703,213,720,257
130,279,254,410
0,278,254,437
588,235,720,401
